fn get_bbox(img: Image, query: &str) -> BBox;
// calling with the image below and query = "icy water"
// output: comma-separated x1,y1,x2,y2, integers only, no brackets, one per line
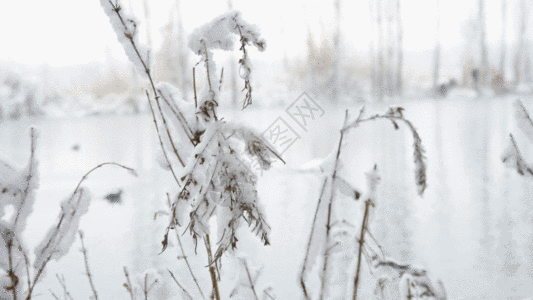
1,96,532,299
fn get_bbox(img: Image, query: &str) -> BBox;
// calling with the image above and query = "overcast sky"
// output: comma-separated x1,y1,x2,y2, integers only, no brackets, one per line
0,0,525,67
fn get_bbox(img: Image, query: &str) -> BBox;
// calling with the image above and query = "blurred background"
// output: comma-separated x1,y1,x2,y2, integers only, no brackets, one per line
2,0,533,299
2,0,533,116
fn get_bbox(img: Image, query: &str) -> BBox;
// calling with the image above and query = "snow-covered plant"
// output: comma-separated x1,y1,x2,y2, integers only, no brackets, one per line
502,99,533,176
1,128,136,299
99,1,279,299
299,106,429,300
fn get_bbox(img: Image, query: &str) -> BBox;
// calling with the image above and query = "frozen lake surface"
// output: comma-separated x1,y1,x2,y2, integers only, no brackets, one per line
1,96,533,299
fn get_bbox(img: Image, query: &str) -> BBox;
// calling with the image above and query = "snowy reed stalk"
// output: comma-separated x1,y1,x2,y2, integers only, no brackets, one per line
100,2,277,298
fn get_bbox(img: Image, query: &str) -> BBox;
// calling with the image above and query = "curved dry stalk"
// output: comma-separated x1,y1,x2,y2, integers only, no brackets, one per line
343,106,427,196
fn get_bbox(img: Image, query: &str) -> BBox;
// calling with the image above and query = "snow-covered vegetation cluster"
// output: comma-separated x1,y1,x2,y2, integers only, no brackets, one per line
5,0,533,299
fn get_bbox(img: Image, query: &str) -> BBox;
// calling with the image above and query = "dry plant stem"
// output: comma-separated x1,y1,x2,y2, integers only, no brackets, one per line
7,238,18,300
157,93,196,145
204,235,220,300
319,110,349,300
108,0,191,181
22,251,31,291
146,92,183,187
56,274,74,300
79,231,99,300
242,258,259,300
165,194,206,299
299,177,329,300
49,290,60,300
193,67,198,109
153,94,187,166
72,162,136,197
123,267,135,300
168,269,194,300
13,127,36,227
352,199,373,300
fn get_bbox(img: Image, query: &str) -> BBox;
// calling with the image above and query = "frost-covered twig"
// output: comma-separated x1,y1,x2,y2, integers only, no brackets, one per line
78,231,99,300
100,0,190,188
27,162,135,300
167,269,194,300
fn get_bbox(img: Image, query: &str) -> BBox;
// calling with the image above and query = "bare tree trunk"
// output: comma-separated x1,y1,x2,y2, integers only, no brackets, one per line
500,0,507,79
377,0,385,101
479,0,488,86
515,0,527,84
433,0,441,93
228,0,239,108
369,0,377,101
176,0,189,97
387,0,395,98
332,0,342,103
396,0,403,97
143,0,153,48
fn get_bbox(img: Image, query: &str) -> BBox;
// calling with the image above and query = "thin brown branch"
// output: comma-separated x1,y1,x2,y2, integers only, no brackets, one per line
300,177,329,300
7,237,19,300
56,274,74,300
167,269,194,300
165,194,205,299
319,110,349,300
148,91,187,167
13,127,37,228
241,257,259,300
353,199,373,300
204,235,220,300
123,266,135,300
146,91,183,186
49,289,60,300
79,231,99,300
